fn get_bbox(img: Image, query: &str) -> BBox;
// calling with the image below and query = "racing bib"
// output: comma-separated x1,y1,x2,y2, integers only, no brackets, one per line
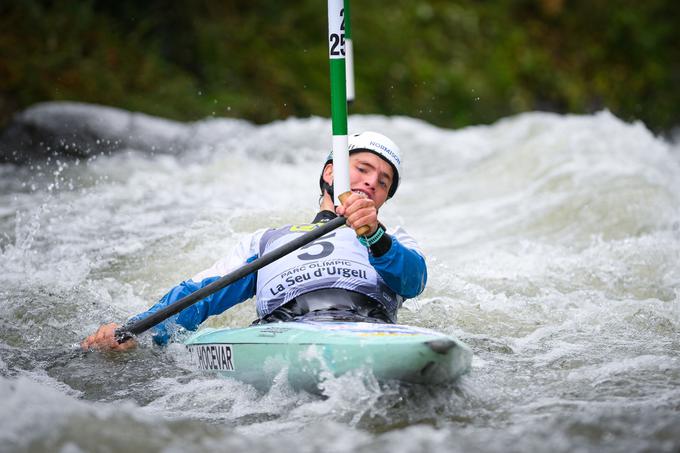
255,223,399,318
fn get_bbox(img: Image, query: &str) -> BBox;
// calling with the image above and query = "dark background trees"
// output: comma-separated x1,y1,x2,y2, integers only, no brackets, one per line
1,0,678,132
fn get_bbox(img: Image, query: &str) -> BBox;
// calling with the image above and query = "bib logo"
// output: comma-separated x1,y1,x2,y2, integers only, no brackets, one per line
269,263,369,297
289,223,321,232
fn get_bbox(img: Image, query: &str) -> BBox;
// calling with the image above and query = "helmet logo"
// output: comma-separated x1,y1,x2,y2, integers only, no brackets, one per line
368,141,401,165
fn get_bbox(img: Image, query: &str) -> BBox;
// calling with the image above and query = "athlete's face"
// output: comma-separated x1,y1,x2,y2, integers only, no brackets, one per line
323,151,394,209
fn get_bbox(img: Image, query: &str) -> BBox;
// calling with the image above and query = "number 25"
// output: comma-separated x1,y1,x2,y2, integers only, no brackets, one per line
330,9,345,56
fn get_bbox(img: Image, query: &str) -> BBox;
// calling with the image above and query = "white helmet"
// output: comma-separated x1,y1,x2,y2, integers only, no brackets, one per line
319,131,402,198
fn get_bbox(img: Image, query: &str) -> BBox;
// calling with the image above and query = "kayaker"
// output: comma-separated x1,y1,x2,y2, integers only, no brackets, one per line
82,131,427,351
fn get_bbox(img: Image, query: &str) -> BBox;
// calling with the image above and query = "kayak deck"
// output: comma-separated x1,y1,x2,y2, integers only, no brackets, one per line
184,321,472,392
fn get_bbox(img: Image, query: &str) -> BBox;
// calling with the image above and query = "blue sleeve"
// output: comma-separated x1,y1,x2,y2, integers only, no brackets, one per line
369,237,427,299
128,257,258,345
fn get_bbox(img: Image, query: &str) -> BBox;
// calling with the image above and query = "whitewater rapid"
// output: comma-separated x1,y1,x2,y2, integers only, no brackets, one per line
1,109,679,452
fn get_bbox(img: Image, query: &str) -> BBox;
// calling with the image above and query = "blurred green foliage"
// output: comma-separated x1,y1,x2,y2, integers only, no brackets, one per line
1,0,678,132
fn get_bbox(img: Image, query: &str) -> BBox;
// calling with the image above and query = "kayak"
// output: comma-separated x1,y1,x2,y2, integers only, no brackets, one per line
184,321,472,392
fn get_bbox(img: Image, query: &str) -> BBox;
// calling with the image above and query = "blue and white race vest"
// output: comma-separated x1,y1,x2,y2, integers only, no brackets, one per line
256,223,399,319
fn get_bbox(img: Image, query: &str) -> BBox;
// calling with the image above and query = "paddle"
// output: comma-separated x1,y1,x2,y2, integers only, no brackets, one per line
115,216,347,343
114,1,356,343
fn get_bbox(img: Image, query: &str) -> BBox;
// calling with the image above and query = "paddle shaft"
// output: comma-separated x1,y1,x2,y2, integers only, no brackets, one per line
115,2,359,344
115,216,347,343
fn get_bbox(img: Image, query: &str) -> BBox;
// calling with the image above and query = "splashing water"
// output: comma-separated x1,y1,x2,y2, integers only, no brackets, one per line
1,109,679,452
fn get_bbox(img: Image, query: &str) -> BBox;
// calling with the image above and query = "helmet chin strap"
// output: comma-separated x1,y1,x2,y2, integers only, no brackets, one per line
321,181,336,207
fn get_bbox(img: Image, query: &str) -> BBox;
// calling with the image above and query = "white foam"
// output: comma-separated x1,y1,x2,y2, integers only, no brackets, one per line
2,110,680,452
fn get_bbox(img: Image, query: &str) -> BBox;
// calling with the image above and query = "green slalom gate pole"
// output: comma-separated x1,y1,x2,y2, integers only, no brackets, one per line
328,0,349,204
344,0,355,104
328,0,369,235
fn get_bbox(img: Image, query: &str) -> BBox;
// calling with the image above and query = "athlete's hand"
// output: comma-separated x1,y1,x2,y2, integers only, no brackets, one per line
81,322,137,352
336,191,379,236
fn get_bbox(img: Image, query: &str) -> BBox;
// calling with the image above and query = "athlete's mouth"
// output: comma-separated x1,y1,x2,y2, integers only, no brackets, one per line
352,189,372,200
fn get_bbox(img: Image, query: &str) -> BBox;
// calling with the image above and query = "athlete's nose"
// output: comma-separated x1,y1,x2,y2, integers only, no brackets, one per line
363,173,377,194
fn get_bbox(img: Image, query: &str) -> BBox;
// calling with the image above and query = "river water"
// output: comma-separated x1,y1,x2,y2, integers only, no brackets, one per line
1,110,679,452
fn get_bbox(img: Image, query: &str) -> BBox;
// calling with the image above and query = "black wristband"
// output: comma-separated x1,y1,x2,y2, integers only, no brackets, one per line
368,224,392,257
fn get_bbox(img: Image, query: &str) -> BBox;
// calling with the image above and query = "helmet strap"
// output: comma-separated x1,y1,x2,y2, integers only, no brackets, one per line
321,181,335,206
